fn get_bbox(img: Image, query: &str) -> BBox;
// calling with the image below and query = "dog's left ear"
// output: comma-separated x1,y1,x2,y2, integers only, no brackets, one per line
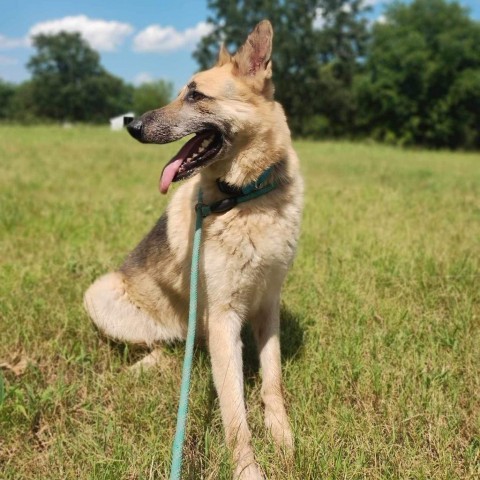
233,20,273,80
216,43,232,67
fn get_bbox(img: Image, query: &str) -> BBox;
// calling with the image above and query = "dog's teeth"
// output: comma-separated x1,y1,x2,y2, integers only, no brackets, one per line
201,138,213,148
192,153,198,158
198,146,205,153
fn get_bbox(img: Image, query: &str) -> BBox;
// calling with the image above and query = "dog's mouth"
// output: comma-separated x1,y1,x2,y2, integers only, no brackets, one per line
160,129,223,194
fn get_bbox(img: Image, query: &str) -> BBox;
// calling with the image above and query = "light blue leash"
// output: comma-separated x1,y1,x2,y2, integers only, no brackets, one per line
169,167,277,479
169,187,203,480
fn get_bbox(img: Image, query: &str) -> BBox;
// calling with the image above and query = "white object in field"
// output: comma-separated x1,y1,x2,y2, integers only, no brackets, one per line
110,112,135,131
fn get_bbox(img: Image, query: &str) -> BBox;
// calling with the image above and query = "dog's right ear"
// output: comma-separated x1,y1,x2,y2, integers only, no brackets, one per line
233,20,273,80
216,43,232,67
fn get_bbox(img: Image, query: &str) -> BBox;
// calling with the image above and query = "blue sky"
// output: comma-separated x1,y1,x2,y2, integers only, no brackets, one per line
1,0,479,90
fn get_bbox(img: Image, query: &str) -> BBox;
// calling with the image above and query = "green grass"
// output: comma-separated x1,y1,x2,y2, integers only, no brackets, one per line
0,125,479,479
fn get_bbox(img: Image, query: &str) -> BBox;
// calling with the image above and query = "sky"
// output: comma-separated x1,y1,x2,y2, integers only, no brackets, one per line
1,0,479,90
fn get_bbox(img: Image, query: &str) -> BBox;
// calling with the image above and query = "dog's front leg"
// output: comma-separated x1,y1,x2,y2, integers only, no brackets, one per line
252,295,294,453
208,310,264,480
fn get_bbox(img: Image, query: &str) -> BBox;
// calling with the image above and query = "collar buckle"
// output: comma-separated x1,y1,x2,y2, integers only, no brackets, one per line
200,166,276,218
196,197,238,217
209,197,238,214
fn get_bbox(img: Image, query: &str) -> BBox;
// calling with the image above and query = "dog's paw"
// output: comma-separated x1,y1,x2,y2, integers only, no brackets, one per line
128,348,164,376
265,407,294,454
234,462,264,480
233,445,264,480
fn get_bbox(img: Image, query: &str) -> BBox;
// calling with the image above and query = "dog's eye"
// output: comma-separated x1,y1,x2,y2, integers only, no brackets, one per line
186,90,206,103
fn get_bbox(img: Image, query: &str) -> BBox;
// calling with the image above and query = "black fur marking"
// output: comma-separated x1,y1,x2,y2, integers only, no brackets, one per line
121,212,171,273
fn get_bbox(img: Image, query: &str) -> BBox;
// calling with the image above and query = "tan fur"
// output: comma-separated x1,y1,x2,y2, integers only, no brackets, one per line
84,20,303,480
216,43,232,67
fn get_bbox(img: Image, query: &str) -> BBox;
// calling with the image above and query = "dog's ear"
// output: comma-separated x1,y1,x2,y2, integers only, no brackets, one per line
233,20,273,80
216,43,232,67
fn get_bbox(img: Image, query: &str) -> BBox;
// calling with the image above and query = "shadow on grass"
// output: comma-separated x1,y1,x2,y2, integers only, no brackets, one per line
103,339,151,365
103,305,305,372
242,305,305,379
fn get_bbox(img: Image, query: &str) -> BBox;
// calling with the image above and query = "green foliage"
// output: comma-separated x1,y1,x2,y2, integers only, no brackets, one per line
316,0,370,86
7,81,41,124
27,32,133,122
0,80,17,120
132,80,173,116
356,0,480,149
193,0,370,137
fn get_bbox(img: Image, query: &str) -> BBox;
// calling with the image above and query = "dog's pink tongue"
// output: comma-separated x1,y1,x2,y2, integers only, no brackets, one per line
159,132,210,194
159,137,196,194
160,159,183,194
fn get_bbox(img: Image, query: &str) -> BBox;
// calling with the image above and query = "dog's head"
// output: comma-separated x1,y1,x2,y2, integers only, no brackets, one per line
127,20,276,194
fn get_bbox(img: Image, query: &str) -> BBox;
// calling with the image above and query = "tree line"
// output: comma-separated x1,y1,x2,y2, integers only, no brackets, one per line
1,0,479,149
195,0,480,149
0,32,173,125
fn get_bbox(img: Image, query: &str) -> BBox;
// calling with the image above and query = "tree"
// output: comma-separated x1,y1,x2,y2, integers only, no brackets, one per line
193,0,370,137
0,80,17,120
8,81,38,123
27,32,133,122
314,0,371,135
132,80,173,116
355,0,480,148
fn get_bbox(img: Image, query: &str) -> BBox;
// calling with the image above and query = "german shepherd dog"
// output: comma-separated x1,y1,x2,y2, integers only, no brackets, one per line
84,20,303,479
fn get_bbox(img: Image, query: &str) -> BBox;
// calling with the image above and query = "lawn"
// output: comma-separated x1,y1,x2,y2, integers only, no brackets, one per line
0,125,479,479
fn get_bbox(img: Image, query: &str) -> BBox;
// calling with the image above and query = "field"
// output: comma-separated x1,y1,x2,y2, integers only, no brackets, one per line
0,125,479,479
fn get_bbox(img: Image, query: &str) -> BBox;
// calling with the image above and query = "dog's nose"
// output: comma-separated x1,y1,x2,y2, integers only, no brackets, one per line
127,118,143,141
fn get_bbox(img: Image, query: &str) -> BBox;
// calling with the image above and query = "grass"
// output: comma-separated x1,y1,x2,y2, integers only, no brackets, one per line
0,125,479,479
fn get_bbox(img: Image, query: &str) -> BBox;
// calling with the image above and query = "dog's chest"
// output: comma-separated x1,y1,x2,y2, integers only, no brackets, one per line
201,209,297,304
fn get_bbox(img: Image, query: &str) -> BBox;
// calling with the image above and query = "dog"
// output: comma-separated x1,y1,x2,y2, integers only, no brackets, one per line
84,20,303,480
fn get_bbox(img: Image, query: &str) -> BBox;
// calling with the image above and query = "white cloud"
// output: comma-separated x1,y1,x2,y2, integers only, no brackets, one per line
0,34,28,49
28,15,134,51
133,22,213,53
134,72,154,85
376,14,387,24
0,54,19,65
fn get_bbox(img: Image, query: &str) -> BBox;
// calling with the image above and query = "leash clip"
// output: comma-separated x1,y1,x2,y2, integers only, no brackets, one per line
252,178,264,190
195,202,210,218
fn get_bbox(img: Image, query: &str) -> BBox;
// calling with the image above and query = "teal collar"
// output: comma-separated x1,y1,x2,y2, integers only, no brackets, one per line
196,166,277,218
